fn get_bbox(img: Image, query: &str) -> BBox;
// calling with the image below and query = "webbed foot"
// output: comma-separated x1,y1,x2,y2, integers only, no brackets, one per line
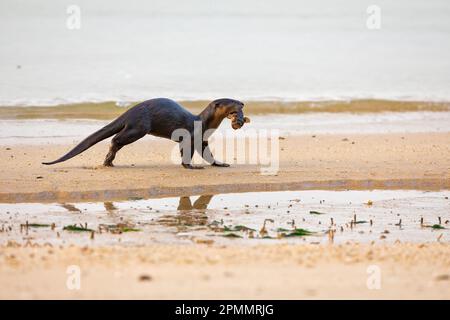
182,164,205,169
212,162,230,167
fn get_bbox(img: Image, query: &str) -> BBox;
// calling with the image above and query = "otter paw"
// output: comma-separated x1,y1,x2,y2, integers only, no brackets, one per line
182,164,205,170
212,162,230,167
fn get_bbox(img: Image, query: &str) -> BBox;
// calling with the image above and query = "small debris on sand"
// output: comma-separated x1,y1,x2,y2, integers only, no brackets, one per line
138,274,152,282
434,274,450,281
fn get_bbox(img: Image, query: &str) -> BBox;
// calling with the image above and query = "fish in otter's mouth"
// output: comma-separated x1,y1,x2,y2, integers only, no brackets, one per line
229,112,251,130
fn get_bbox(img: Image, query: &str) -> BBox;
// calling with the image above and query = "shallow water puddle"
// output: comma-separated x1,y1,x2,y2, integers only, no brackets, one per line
0,190,449,246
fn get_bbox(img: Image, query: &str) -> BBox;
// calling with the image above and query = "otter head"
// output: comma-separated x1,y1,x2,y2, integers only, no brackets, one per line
213,98,250,130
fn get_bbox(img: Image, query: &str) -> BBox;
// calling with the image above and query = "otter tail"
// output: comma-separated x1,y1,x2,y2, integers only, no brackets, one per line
42,117,126,165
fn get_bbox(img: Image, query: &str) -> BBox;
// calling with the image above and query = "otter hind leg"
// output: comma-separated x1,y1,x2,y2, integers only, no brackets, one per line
103,144,121,167
103,127,146,167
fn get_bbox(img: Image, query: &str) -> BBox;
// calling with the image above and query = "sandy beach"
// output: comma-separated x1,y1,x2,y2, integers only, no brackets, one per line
1,132,449,203
2,0,450,303
1,243,449,299
1,127,449,299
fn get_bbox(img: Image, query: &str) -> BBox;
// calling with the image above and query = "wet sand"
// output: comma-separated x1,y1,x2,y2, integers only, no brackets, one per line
1,243,449,299
1,100,449,119
0,132,449,203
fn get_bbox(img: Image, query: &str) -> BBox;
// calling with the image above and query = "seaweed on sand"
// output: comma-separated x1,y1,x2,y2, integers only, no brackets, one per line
99,223,141,233
120,227,141,232
222,232,242,238
26,223,51,228
215,222,314,240
309,211,326,215
224,225,256,232
63,224,94,232
277,228,315,237
217,224,255,238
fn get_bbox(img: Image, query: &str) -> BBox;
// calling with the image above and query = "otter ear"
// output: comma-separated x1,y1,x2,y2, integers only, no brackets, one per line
244,117,250,123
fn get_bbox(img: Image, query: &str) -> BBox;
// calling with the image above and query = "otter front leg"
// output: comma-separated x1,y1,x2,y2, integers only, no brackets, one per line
179,141,204,169
201,142,230,167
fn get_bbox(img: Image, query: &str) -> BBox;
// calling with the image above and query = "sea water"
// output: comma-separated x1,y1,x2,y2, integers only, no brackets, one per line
0,0,450,106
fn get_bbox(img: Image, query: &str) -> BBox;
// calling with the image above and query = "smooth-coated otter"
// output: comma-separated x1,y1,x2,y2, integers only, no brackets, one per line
42,98,250,169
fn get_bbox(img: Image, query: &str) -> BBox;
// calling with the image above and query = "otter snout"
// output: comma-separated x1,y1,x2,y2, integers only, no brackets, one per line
230,112,250,129
223,100,250,130
232,115,244,129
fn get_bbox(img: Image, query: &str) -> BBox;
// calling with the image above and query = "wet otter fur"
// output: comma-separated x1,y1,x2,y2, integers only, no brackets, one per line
42,98,250,169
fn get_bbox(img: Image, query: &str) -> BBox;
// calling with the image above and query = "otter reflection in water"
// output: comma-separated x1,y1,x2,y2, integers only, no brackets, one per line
157,195,214,231
58,195,214,232
177,195,214,211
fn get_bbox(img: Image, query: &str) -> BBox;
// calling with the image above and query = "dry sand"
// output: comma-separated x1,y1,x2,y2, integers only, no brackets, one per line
1,132,449,203
1,243,449,299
